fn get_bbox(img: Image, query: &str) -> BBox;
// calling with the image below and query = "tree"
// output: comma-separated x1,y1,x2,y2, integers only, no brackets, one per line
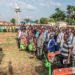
66,18,75,25
66,5,75,25
35,20,39,24
51,8,66,22
50,5,75,25
10,18,16,25
49,18,55,22
40,18,48,24
24,18,31,23
67,5,75,15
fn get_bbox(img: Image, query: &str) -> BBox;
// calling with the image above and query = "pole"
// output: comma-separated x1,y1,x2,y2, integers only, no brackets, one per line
49,62,52,75
17,12,20,25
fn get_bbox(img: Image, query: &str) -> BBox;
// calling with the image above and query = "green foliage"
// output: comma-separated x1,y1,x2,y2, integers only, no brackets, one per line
49,18,55,22
24,18,31,23
67,5,75,15
66,18,75,25
10,18,16,25
51,8,66,21
50,5,75,25
40,18,48,24
66,5,75,25
35,20,39,24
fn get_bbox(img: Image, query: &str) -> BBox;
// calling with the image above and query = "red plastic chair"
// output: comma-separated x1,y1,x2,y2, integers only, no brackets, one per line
53,68,72,75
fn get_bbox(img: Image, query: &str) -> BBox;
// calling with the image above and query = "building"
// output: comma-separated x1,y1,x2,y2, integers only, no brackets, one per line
0,21,13,26
0,21,15,32
48,22,56,26
56,21,67,28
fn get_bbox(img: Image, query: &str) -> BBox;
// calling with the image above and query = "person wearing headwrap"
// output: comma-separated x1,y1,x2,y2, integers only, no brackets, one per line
47,33,56,52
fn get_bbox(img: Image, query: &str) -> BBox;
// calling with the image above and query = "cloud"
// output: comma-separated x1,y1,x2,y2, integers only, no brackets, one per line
50,1,61,7
0,0,37,11
19,1,37,10
39,3,46,7
39,0,62,8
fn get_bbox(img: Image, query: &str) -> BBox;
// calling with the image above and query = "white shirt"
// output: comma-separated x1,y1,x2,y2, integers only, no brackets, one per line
18,30,25,39
68,33,73,44
47,32,53,41
72,36,75,55
18,30,21,38
57,32,64,47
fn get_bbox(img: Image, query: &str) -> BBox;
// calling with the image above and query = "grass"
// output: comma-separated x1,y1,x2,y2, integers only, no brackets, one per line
0,32,47,75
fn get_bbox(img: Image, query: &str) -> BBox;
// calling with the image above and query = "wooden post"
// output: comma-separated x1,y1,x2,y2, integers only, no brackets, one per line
8,61,13,75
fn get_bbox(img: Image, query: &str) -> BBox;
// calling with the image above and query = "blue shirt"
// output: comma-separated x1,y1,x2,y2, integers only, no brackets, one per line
47,38,56,52
35,31,39,38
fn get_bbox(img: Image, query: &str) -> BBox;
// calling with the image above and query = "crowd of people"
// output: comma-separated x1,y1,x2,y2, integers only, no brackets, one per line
17,25,75,67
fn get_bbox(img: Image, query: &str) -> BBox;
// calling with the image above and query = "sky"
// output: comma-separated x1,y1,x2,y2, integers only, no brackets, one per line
0,0,75,21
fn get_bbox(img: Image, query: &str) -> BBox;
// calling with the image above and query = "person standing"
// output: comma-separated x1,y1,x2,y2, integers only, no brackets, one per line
47,34,56,52
37,29,45,59
72,30,75,67
17,29,22,49
17,27,26,50
61,33,73,67
57,29,64,49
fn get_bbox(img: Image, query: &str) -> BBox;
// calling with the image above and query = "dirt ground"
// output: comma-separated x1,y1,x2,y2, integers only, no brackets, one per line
0,32,47,75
